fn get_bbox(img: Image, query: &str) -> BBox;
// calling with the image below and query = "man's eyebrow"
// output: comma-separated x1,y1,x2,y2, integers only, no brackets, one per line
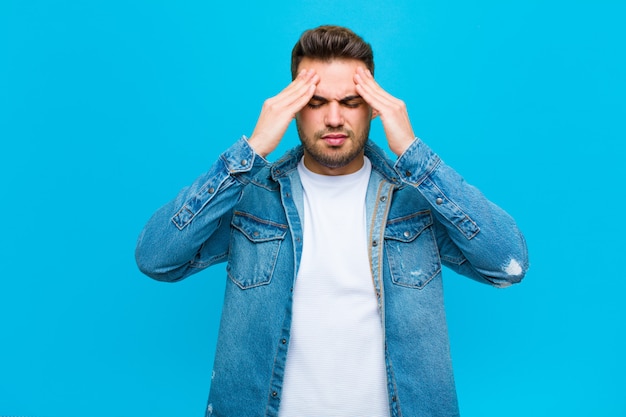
339,95,364,103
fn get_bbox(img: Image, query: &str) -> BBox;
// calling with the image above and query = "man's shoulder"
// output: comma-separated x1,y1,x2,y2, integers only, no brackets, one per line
242,145,302,190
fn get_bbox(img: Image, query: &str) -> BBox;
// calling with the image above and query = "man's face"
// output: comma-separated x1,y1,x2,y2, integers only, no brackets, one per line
295,58,374,175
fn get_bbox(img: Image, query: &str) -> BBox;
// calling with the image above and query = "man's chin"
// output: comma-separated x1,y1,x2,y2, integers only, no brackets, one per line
308,148,362,169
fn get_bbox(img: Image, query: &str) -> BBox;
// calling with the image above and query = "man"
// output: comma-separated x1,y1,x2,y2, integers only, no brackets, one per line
136,25,528,417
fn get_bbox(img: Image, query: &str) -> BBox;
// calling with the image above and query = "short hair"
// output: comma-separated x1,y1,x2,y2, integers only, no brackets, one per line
290,25,374,80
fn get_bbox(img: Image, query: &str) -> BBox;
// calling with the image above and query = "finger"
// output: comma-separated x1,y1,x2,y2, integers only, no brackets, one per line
271,70,318,111
281,69,318,97
355,70,403,116
355,83,393,115
354,71,391,110
355,68,396,106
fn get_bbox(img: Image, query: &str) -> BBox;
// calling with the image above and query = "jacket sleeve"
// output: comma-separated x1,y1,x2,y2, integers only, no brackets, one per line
394,138,529,287
135,137,268,282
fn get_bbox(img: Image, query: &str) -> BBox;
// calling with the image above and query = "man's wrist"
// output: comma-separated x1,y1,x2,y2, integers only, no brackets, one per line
390,136,416,157
247,134,272,158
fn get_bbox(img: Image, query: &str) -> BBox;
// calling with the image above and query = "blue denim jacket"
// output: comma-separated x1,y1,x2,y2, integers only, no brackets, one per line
135,137,528,417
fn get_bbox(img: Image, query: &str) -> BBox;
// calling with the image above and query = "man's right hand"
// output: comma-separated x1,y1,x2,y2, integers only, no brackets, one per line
247,69,319,158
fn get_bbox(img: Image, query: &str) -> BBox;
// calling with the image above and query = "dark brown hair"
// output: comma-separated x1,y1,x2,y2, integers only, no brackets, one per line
290,25,374,79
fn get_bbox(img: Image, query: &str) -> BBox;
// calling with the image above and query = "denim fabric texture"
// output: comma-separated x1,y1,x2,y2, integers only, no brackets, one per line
135,137,529,417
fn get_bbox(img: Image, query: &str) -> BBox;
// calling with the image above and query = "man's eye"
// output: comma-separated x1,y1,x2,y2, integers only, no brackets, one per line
307,102,324,109
343,101,363,108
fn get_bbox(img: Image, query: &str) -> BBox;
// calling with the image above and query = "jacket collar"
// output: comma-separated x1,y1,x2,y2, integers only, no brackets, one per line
270,140,400,186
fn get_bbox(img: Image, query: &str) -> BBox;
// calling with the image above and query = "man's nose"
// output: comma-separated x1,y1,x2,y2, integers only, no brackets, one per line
324,102,344,127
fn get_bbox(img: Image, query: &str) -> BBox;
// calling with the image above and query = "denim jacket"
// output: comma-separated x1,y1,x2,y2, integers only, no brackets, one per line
135,137,529,417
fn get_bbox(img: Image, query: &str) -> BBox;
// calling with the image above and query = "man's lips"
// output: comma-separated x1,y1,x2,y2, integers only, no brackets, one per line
321,133,348,146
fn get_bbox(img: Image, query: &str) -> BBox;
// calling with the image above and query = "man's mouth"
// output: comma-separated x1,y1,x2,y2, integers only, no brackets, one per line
321,133,348,146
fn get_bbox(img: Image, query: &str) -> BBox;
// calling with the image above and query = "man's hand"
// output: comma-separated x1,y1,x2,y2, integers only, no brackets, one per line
248,69,319,158
354,67,415,156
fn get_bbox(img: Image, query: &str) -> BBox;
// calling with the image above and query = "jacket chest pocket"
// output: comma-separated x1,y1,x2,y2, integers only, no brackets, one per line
227,212,288,289
384,210,441,289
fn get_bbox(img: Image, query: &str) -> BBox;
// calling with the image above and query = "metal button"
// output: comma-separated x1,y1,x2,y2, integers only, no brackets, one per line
281,338,287,344
436,197,444,205
208,187,215,194
241,159,248,166
380,196,387,202
405,170,412,177
404,231,410,238
372,240,378,247
272,391,278,397
253,231,260,237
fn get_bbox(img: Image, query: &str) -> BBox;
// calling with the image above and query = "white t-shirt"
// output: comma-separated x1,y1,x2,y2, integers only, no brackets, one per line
278,157,390,417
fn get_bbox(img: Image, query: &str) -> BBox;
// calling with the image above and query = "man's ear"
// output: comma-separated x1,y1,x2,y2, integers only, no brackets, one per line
371,109,380,120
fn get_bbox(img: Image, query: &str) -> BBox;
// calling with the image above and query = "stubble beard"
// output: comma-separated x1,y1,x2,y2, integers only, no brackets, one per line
296,123,370,169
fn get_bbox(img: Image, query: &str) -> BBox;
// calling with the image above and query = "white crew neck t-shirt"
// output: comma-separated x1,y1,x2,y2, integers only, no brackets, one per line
278,156,390,417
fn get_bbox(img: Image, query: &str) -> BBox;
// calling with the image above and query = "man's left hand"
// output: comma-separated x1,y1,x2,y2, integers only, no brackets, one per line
354,67,416,156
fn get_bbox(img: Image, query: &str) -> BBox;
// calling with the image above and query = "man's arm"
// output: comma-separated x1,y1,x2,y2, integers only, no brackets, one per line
395,139,529,287
355,68,528,286
134,138,265,282
135,70,319,282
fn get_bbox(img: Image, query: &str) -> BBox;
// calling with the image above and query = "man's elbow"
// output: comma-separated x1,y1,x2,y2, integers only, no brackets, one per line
486,257,529,288
135,242,184,283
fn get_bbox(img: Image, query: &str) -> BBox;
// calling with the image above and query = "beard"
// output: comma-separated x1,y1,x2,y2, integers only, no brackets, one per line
296,123,370,169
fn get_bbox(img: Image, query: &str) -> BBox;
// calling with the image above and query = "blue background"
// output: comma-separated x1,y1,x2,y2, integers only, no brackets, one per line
1,1,625,416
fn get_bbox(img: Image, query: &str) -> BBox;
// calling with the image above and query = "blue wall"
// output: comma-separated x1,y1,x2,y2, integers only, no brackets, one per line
1,1,624,416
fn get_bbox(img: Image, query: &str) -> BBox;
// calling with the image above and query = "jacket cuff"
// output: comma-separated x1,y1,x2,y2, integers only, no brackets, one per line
220,136,269,174
393,137,441,185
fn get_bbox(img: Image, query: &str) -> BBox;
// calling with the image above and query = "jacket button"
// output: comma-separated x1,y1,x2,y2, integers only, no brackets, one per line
272,391,278,397
436,197,444,205
241,159,248,166
208,187,215,194
403,231,410,238
405,170,412,177
380,196,387,202
372,240,378,247
281,338,287,344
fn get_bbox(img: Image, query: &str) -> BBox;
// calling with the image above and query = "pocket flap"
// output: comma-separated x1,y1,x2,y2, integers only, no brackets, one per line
384,210,433,242
231,212,288,242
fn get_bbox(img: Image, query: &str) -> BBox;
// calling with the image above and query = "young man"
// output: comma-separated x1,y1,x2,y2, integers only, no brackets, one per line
136,25,529,417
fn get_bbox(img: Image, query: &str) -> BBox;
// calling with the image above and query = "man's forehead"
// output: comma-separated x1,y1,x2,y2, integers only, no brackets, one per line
313,83,358,101
299,58,364,99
